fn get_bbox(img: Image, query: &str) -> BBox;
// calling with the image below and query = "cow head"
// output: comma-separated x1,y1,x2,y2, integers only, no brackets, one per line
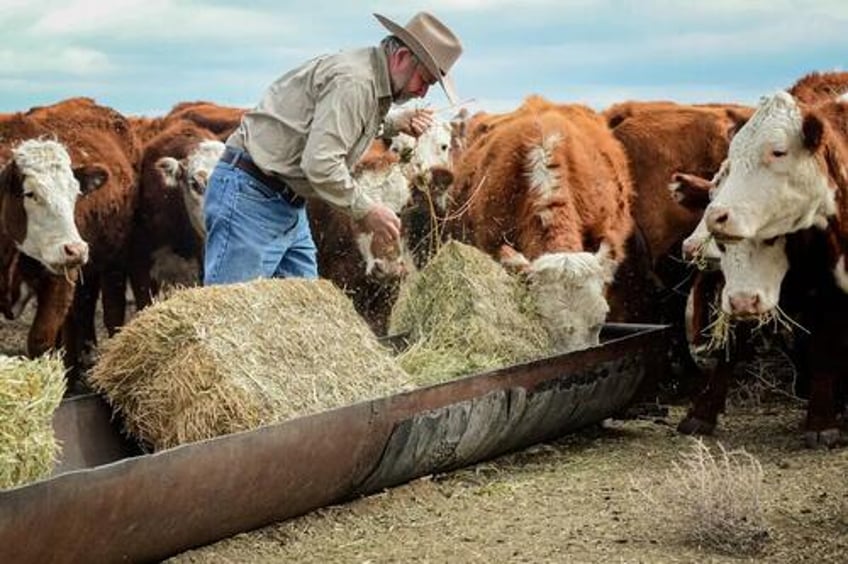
719,236,789,318
0,139,89,273
500,243,616,353
391,121,455,212
156,139,225,239
705,91,835,241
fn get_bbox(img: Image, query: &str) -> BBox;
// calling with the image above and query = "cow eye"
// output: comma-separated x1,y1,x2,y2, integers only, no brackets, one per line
763,236,779,246
716,242,727,253
23,191,36,200
772,150,788,158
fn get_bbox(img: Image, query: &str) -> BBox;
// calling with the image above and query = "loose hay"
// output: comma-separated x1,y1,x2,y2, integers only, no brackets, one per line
0,354,65,489
89,278,411,450
634,438,769,556
388,241,552,384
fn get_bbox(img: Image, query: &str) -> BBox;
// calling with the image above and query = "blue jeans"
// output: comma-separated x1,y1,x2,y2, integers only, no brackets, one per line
203,160,317,285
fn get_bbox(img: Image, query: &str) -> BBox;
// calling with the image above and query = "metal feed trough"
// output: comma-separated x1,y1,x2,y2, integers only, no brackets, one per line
0,323,668,563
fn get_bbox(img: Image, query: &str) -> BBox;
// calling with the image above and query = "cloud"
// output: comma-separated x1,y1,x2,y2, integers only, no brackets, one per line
0,46,112,75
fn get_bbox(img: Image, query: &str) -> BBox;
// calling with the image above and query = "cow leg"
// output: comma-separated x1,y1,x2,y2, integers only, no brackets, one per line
803,368,842,448
128,254,154,311
101,268,128,335
26,275,76,358
63,273,101,387
677,356,735,435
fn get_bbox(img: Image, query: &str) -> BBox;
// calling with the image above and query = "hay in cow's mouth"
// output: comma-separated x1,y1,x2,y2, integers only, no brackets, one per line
388,241,552,385
88,279,411,451
0,353,65,489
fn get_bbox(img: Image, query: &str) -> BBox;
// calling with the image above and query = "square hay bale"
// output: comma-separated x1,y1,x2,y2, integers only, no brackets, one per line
389,241,552,384
89,278,411,451
0,354,65,489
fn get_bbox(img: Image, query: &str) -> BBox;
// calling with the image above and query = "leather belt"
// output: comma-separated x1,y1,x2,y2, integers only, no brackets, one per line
219,146,305,207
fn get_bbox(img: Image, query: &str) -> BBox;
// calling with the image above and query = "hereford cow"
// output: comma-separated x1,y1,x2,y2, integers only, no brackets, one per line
447,96,632,352
129,120,225,309
0,98,139,386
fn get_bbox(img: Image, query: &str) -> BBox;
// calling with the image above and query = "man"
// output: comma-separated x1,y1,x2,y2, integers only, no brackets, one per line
204,11,463,284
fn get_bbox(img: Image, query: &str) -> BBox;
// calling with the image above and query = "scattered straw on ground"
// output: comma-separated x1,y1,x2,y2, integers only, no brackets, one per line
388,241,551,385
0,354,65,489
89,278,411,450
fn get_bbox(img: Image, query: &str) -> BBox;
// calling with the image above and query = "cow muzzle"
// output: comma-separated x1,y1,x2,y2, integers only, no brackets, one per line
705,205,750,242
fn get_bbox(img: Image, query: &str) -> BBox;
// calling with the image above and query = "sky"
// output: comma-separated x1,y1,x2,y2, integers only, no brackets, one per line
1,0,845,118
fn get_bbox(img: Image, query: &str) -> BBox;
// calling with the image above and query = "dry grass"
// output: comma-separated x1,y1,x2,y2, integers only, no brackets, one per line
389,241,551,385
0,354,65,489
635,438,769,556
89,278,411,450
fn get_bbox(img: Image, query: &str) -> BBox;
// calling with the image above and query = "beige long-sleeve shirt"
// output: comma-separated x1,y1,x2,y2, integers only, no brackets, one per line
227,46,399,220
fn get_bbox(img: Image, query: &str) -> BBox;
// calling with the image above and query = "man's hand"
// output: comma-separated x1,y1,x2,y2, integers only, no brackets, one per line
360,203,401,244
393,108,434,138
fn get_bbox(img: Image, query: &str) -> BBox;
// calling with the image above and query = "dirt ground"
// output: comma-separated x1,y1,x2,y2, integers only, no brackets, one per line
4,302,847,563
169,401,848,563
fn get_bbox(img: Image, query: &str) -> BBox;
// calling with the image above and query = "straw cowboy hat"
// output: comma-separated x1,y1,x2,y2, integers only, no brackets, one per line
374,11,463,104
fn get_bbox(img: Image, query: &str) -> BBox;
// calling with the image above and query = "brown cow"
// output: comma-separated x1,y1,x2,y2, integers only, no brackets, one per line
447,96,631,351
0,98,139,386
129,119,225,309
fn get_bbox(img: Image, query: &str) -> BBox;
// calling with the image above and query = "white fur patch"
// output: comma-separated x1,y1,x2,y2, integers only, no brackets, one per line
525,133,561,223
833,255,848,294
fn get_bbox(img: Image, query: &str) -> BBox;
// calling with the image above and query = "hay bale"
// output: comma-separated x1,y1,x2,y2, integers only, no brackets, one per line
389,241,552,384
89,278,410,450
0,354,65,489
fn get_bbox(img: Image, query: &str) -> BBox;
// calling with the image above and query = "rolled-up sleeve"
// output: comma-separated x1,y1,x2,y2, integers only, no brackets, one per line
301,79,376,220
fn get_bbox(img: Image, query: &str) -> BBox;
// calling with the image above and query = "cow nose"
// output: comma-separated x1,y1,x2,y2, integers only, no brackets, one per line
705,206,731,232
64,242,89,265
682,238,701,261
430,167,454,189
729,292,761,316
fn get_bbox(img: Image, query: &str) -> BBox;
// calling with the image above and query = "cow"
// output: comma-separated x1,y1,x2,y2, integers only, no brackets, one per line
446,96,632,352
0,98,140,387
679,226,847,448
676,91,848,446
128,119,225,310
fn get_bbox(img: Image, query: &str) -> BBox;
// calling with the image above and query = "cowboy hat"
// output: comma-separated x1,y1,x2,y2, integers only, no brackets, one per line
374,11,463,104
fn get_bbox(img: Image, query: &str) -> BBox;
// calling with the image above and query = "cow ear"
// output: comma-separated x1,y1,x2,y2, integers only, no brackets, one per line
725,108,750,140
0,160,22,196
802,113,824,152
155,157,183,188
73,164,109,194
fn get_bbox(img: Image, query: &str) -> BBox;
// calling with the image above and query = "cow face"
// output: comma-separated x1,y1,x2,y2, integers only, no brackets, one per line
517,245,616,353
156,139,225,238
705,91,835,241
391,121,455,212
719,236,789,318
0,139,89,273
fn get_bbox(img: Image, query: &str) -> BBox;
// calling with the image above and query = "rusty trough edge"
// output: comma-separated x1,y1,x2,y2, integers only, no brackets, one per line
0,323,668,564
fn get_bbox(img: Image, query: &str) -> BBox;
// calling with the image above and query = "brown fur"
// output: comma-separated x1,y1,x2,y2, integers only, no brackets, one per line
788,71,848,105
129,119,217,309
165,101,246,141
450,96,634,265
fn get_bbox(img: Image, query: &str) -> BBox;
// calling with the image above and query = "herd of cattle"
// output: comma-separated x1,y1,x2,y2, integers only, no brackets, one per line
1,70,846,447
